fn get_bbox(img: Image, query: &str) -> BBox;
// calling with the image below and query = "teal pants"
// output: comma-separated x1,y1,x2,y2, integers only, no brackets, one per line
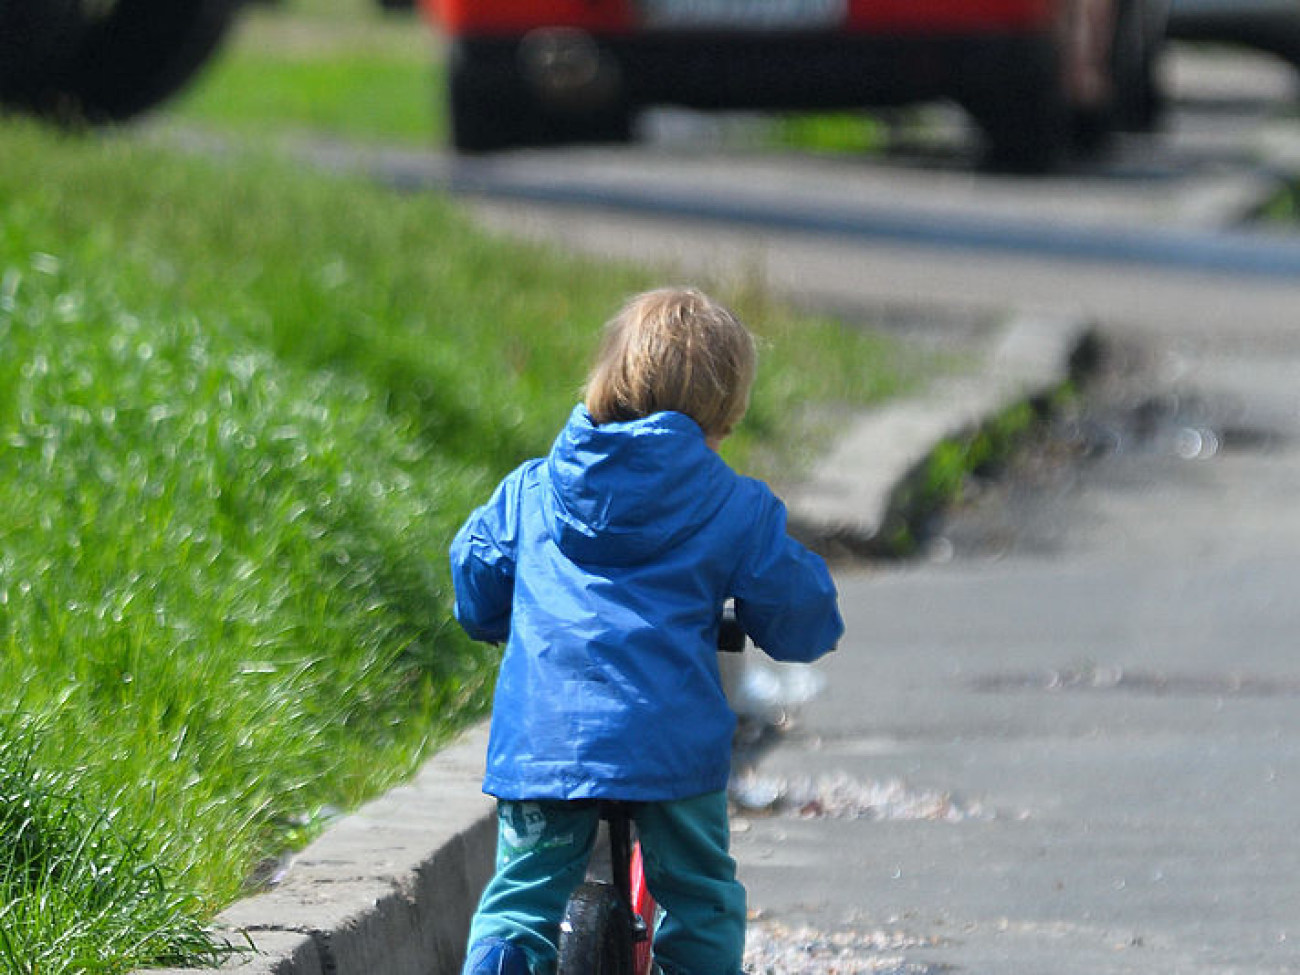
464,792,746,975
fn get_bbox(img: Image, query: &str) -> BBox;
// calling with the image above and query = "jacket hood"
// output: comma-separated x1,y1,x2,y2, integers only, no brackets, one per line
544,405,733,566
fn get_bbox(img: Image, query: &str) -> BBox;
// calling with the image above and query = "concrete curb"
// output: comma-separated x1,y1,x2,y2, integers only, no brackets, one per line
785,311,1096,557
134,311,1093,975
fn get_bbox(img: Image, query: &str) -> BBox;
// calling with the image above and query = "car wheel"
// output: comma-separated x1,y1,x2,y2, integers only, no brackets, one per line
969,38,1071,173
1062,0,1122,155
1111,0,1168,132
0,0,81,105
535,101,633,146
448,38,633,152
448,41,531,152
1166,10,1300,75
4,0,242,123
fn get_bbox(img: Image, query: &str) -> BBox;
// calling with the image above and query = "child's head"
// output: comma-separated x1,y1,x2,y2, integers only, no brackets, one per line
585,288,757,443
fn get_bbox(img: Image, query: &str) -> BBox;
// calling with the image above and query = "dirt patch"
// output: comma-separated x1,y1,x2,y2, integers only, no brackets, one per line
731,772,995,823
745,920,948,975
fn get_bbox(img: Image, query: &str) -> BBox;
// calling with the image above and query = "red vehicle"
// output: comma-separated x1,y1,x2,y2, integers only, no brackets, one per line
422,0,1167,170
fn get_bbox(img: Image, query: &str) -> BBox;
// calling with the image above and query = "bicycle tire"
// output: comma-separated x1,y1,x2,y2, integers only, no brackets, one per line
557,881,635,975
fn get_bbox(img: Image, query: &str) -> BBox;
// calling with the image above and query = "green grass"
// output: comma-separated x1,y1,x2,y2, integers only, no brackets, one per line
0,718,245,973
1,127,499,968
877,395,1063,557
177,52,440,144
1254,178,1300,226
0,119,929,971
172,1,442,144
764,112,889,155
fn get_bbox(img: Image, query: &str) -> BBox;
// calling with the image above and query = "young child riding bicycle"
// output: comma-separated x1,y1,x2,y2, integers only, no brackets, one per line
451,287,844,975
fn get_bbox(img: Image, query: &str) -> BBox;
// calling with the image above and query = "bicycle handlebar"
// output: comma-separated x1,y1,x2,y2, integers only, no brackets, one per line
718,605,746,654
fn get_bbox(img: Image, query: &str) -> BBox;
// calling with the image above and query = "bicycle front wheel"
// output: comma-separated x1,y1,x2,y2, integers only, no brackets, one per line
557,881,635,975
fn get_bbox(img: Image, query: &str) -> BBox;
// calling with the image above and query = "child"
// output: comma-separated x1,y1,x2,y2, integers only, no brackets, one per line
450,287,843,975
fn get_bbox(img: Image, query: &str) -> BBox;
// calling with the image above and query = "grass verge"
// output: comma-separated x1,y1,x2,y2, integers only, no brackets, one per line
1253,177,1300,226
876,384,1082,558
0,119,930,971
171,0,441,145
0,717,246,972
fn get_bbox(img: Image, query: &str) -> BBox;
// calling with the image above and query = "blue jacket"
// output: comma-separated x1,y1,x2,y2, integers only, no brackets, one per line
450,406,843,801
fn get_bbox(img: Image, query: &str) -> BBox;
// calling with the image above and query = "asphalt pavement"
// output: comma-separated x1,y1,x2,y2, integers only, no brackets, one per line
733,329,1300,974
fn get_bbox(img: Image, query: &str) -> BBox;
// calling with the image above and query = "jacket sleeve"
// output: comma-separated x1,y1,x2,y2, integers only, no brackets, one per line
448,467,525,644
732,488,843,663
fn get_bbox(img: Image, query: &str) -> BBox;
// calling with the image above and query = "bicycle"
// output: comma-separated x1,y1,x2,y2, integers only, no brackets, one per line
555,609,747,975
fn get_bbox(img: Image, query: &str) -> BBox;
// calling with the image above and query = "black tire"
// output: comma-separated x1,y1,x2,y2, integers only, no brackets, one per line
1166,12,1300,74
447,39,633,153
1110,0,1167,132
557,882,635,975
1,0,242,124
0,0,81,101
1068,0,1167,153
969,40,1070,174
448,40,530,152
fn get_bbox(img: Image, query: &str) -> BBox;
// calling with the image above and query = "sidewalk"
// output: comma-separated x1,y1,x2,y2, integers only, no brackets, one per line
141,313,1093,975
732,331,1300,974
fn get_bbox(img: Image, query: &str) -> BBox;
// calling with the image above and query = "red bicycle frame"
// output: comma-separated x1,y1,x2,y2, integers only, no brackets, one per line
629,842,657,975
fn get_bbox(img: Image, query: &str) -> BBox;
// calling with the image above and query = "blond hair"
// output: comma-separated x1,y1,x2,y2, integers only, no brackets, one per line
584,288,757,439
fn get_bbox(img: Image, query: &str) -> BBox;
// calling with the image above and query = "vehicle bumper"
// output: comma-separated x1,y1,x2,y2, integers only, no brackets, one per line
456,29,1055,113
